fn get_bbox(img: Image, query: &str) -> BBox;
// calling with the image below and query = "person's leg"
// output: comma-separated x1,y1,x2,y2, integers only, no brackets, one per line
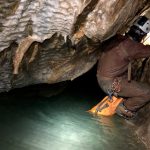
118,79,150,112
97,77,150,118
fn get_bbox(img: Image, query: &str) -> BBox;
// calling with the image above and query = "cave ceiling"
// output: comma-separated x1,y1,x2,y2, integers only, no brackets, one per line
1,1,150,148
0,0,149,51
0,0,149,92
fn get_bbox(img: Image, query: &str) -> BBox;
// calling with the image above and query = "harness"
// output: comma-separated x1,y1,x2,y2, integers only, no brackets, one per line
107,77,121,100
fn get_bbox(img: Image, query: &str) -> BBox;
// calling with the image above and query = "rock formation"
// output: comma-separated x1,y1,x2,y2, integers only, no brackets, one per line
0,0,149,92
0,0,150,148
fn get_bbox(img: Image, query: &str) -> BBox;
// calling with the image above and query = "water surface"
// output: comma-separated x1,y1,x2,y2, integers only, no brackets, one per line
0,87,146,150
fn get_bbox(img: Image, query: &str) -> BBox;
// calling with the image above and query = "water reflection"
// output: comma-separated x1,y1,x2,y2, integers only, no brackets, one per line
0,90,146,150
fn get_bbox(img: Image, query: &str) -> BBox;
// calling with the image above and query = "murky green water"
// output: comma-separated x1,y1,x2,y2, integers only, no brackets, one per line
0,86,146,150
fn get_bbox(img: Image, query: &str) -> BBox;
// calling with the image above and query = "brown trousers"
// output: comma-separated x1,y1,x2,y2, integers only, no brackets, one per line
97,76,150,112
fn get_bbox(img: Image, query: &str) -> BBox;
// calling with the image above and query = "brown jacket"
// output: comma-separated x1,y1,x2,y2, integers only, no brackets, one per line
97,34,150,79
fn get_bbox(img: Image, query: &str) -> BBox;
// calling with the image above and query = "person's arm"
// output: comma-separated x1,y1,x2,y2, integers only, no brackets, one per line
122,38,150,60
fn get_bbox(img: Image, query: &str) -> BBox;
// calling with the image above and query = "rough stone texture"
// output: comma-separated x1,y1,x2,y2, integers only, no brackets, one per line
0,0,90,52
0,0,149,52
132,55,150,149
133,104,150,149
83,0,148,40
0,0,149,91
0,1,150,148
0,35,100,92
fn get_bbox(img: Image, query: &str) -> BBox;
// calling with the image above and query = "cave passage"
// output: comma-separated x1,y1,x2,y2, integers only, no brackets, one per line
0,66,147,150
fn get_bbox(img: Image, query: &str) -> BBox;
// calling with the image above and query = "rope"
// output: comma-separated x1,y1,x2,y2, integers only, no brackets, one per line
128,61,132,82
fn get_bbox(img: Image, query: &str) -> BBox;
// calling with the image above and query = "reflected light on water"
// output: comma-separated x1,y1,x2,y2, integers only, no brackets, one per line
0,90,147,150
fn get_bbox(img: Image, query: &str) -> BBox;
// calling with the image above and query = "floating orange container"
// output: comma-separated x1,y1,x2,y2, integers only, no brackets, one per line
88,96,123,116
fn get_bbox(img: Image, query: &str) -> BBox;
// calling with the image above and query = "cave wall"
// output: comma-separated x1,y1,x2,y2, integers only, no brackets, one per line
0,0,149,93
132,44,150,149
0,0,150,149
0,0,148,52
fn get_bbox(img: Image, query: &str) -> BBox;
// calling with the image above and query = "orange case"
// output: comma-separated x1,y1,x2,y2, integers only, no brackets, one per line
88,96,123,116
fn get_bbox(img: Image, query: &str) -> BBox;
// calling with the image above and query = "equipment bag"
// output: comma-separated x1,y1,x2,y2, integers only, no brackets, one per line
88,96,123,116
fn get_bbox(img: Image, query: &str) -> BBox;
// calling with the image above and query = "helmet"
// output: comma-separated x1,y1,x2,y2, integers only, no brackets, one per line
127,16,150,42
134,16,150,33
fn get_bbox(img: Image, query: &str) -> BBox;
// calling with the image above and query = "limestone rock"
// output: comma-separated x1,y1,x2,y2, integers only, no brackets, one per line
0,0,149,91
0,0,150,148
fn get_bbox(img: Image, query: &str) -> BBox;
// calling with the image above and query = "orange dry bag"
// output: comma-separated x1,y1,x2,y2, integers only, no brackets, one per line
88,96,123,116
